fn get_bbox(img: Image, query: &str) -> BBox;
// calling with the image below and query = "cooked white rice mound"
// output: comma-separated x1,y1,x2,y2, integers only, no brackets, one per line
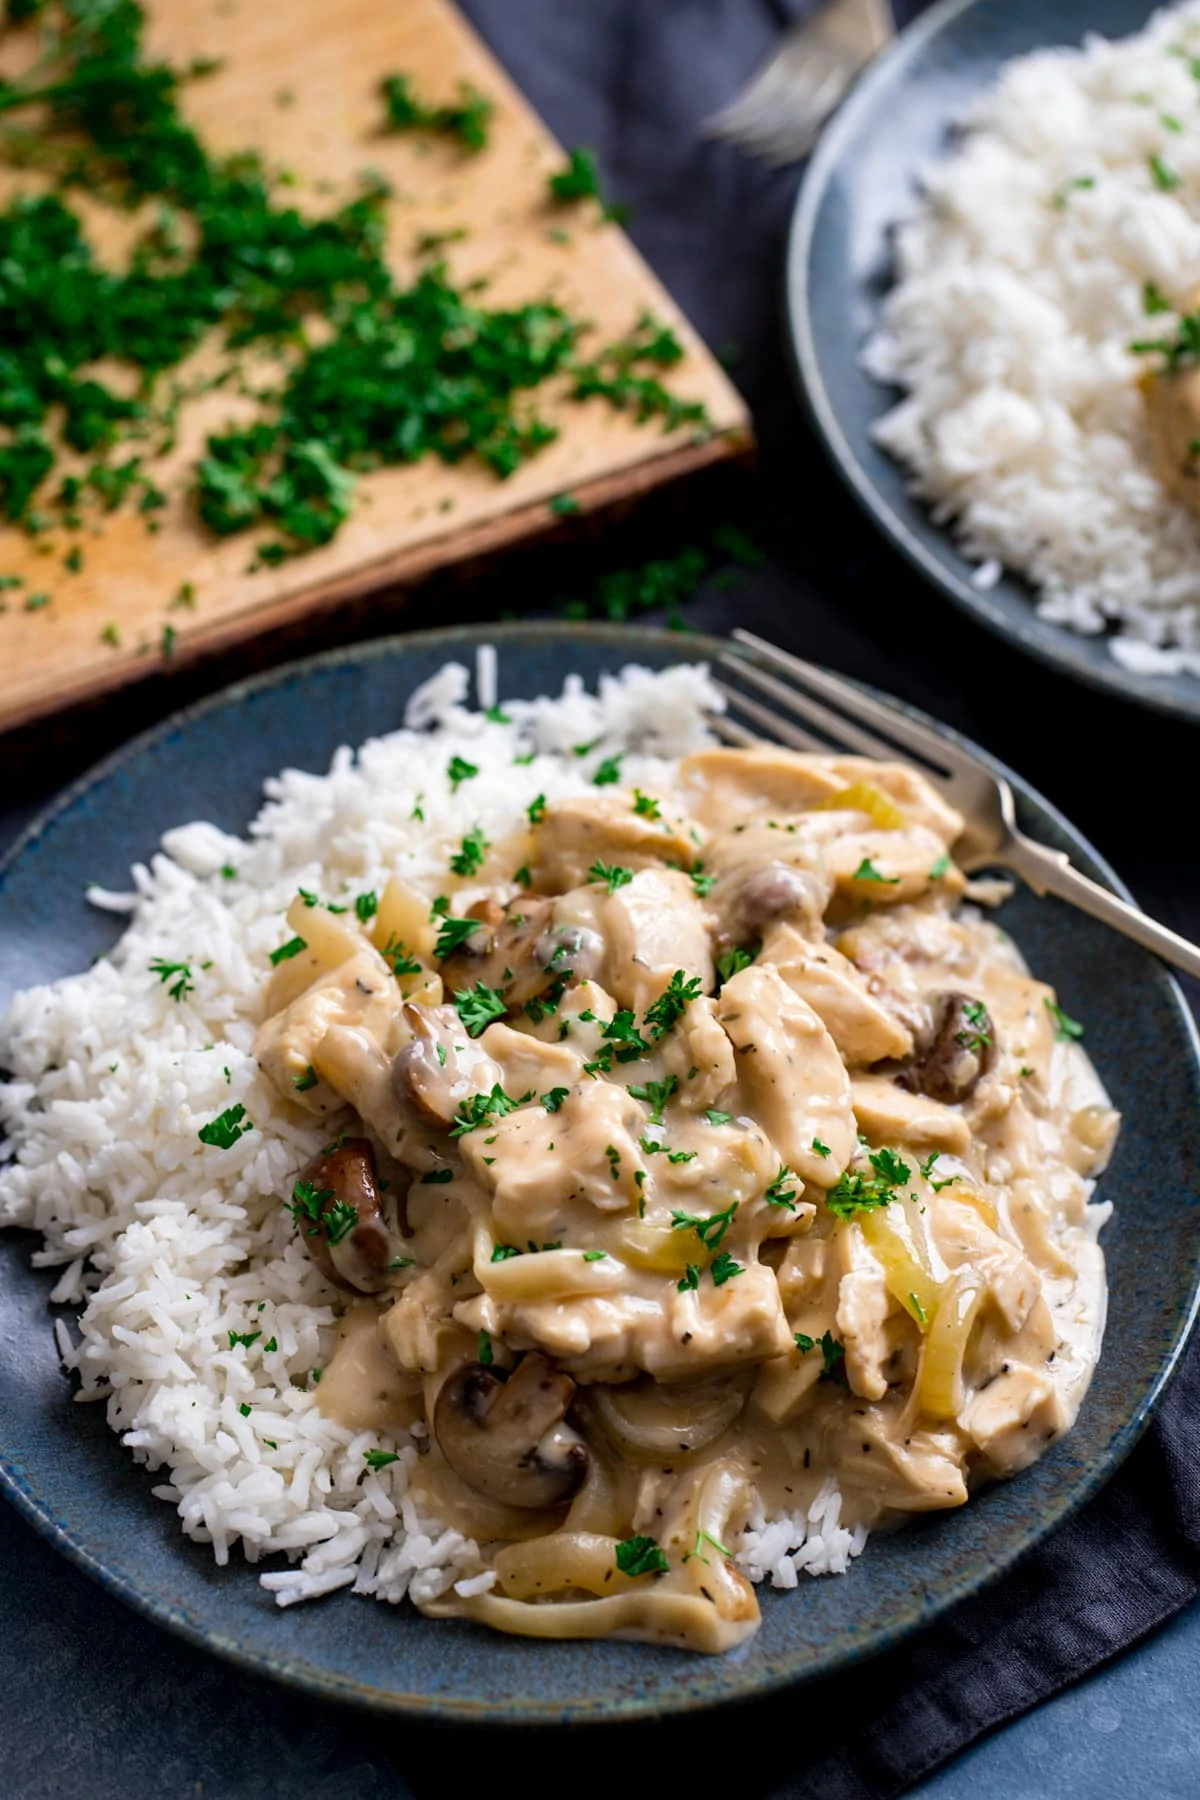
0,657,864,1611
863,1,1200,676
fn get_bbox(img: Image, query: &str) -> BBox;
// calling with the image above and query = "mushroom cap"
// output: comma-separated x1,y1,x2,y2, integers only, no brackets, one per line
296,1137,398,1294
898,990,995,1104
432,1352,590,1510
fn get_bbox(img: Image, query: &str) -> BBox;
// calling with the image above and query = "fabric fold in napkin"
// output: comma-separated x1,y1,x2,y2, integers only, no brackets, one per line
458,1,1200,1794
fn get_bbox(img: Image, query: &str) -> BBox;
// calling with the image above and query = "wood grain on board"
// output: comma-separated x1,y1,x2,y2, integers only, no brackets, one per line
0,0,751,735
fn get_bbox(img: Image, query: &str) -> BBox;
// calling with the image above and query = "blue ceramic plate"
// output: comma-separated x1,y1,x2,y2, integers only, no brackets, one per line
787,0,1200,724
1,622,1198,1722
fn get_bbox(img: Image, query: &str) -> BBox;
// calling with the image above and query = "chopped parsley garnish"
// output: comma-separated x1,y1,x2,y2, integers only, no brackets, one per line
484,703,511,722
450,1083,527,1136
582,1249,606,1262
148,957,193,1001
269,936,307,965
293,1064,318,1092
477,1329,494,1366
605,1144,621,1178
690,866,716,897
685,1528,731,1565
1045,997,1084,1041
632,789,661,820
592,754,623,787
453,981,507,1036
450,826,490,877
1150,152,1182,191
491,1243,522,1261
380,72,494,153
628,1074,678,1122
710,1250,743,1285
794,1330,846,1381
705,1109,733,1127
644,969,703,1038
851,857,900,885
228,1330,261,1350
434,914,483,960
421,1167,454,1184
1131,307,1200,370
918,1150,956,1192
928,852,951,880
542,1087,569,1113
527,793,547,824
764,1167,798,1210
548,492,579,515
1052,174,1096,207
718,943,760,988
677,1263,700,1291
363,1447,402,1470
825,1147,910,1219
198,1104,252,1149
614,1534,669,1577
670,1201,737,1250
549,146,629,223
382,936,422,979
909,1292,929,1326
1144,280,1172,315
955,998,992,1053
447,755,479,793
239,1402,252,1417
588,859,634,894
601,1010,651,1061
811,1136,831,1159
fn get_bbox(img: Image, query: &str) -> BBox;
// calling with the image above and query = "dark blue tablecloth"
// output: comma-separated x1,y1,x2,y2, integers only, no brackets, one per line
3,3,1200,1796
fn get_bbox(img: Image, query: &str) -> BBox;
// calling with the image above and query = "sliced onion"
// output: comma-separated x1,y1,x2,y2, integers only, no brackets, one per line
588,1372,751,1461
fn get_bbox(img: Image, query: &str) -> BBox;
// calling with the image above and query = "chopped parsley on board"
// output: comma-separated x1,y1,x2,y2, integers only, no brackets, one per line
0,0,706,593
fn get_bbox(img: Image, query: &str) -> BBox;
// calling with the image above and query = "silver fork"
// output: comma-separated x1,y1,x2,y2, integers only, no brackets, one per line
713,630,1200,983
705,0,894,167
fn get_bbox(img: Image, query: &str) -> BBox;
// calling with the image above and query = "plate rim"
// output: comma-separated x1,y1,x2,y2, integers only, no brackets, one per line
784,0,1200,727
2,617,1199,1723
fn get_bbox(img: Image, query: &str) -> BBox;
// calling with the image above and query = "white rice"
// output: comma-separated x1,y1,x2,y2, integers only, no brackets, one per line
862,1,1200,675
0,656,863,1613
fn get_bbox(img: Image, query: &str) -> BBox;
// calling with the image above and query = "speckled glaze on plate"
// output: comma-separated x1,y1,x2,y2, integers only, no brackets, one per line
1,622,1198,1723
787,0,1200,725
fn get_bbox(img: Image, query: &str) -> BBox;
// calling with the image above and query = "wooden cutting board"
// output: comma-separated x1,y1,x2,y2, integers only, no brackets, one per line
0,0,750,735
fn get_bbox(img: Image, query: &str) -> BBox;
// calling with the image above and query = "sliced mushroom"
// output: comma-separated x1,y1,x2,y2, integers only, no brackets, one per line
433,1353,590,1509
391,1002,500,1128
294,1137,400,1294
898,991,996,1104
588,1371,751,1462
438,896,553,1002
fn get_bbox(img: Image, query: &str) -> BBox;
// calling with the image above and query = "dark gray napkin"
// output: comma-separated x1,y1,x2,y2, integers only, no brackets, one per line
452,2,1200,1794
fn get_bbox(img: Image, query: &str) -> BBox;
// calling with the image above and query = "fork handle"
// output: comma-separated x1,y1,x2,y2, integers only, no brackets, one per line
1003,835,1200,984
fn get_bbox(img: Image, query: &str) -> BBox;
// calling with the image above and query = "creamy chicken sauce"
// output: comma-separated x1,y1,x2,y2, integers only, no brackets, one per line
255,745,1117,1653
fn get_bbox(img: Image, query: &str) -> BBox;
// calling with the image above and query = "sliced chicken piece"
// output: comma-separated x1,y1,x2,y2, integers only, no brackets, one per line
678,746,846,830
457,1262,791,1383
530,792,698,894
256,945,406,1114
830,1406,969,1513
851,1074,971,1154
599,866,714,1013
835,1224,893,1403
962,1365,1071,1476
715,963,856,1186
823,823,955,905
461,1080,647,1238
478,1020,585,1099
657,995,738,1112
762,922,914,1067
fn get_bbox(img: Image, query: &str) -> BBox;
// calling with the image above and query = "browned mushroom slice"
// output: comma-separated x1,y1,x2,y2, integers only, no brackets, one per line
897,991,996,1104
432,1353,590,1509
391,1002,501,1128
293,1138,400,1294
438,895,603,1016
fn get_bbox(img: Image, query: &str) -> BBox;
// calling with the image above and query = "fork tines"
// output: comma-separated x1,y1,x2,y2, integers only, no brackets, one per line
712,630,964,786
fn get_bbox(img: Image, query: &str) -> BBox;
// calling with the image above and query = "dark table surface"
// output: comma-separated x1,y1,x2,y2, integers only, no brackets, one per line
4,1,1200,1796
